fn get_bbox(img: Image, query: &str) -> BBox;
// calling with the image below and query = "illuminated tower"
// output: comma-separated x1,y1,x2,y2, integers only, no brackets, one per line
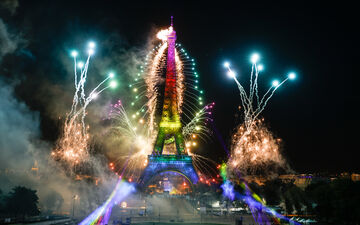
153,17,185,155
140,17,198,187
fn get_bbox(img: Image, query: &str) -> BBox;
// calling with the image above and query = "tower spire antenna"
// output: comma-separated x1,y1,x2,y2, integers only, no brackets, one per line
171,16,174,27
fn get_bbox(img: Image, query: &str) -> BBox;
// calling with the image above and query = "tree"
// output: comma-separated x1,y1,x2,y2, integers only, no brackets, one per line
282,183,308,214
306,179,360,224
0,189,4,213
262,179,283,205
41,190,64,214
5,186,40,218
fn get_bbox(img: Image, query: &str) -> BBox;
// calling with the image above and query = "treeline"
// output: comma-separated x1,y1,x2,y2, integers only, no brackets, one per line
0,186,40,219
245,178,360,224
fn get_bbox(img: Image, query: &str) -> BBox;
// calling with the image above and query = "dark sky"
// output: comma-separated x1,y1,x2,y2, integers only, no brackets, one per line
0,0,356,173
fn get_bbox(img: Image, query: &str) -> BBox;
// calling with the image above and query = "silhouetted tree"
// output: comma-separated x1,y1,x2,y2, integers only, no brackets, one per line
282,183,308,214
4,186,40,218
0,189,4,213
262,179,283,205
306,179,360,224
41,190,64,214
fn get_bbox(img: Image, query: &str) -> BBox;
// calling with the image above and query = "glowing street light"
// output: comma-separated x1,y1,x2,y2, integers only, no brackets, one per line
121,201,127,208
224,62,230,68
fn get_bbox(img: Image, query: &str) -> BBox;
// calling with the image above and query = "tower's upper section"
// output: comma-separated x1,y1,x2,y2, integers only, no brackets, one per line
153,17,186,156
161,16,179,124
167,16,176,41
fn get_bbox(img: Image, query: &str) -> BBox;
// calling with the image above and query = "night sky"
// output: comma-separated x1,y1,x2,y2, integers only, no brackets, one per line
0,1,356,173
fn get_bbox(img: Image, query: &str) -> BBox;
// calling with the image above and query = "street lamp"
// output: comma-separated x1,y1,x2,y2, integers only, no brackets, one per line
72,195,78,219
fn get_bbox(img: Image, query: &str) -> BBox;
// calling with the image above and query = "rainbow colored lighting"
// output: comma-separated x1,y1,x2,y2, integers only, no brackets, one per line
140,18,199,186
140,155,198,185
79,179,135,225
153,22,186,155
221,178,300,225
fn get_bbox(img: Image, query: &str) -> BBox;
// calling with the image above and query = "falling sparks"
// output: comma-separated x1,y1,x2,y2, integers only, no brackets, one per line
224,54,296,175
145,42,167,136
182,102,214,142
107,100,153,180
107,24,212,180
229,119,289,174
52,42,116,169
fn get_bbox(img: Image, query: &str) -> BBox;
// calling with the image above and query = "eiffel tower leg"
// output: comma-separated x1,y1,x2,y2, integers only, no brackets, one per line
153,127,165,155
174,131,185,155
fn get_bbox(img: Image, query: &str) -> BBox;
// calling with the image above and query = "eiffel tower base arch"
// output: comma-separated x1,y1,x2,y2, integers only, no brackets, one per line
139,155,199,188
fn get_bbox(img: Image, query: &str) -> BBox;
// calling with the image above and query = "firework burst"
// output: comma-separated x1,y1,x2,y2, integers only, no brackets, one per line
107,26,214,180
224,54,296,175
52,42,117,170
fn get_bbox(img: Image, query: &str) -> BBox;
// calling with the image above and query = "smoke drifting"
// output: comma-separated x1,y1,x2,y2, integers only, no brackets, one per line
0,77,119,215
0,0,19,15
0,19,19,59
1,2,196,216
0,78,41,173
0,9,152,215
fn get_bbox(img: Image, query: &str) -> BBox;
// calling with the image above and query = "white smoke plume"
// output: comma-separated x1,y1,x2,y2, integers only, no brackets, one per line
0,78,117,216
0,18,20,59
0,0,19,15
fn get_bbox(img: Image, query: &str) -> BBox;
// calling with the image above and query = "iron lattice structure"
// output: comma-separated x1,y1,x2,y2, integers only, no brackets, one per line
140,19,199,186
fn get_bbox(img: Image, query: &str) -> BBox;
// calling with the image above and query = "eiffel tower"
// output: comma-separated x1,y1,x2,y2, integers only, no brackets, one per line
140,17,199,187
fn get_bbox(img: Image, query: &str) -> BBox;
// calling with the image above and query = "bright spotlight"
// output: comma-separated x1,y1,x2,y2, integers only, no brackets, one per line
88,49,94,55
108,72,115,78
288,72,296,80
71,50,78,57
251,53,260,63
77,61,84,68
258,64,264,71
110,80,117,88
88,41,95,49
227,70,236,78
272,80,280,86
224,62,230,68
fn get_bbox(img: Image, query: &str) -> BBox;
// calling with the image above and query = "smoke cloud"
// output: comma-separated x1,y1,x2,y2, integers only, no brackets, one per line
0,77,118,216
0,18,19,59
0,0,19,15
0,10,159,216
